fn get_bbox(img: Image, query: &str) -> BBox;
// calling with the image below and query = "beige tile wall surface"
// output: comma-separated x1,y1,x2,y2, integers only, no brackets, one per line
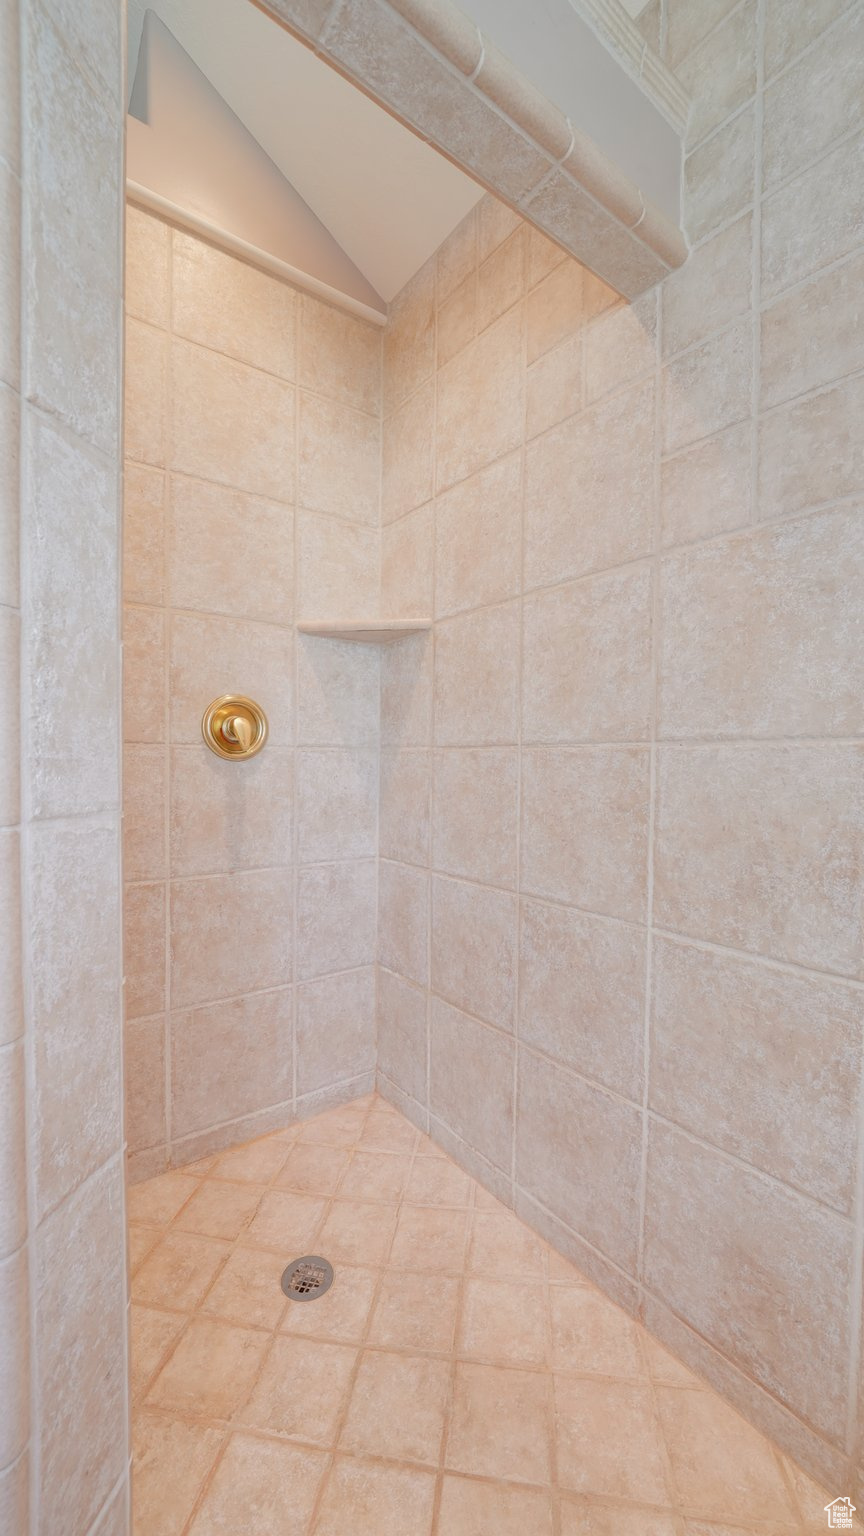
2,0,129,1532
123,212,383,1179
375,0,864,1497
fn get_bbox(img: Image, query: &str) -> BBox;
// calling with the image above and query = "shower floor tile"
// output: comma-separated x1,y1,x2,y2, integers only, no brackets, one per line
128,1092,851,1535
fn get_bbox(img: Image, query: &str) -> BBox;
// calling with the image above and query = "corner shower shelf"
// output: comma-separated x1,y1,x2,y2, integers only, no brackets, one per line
296,620,431,645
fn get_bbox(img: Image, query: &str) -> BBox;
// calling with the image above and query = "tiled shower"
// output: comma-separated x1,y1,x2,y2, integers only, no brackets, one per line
3,0,864,1529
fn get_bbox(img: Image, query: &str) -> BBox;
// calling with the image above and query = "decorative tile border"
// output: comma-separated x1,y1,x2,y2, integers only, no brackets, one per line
257,0,690,298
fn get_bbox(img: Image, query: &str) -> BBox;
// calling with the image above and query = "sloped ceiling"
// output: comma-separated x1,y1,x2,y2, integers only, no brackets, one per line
127,0,485,304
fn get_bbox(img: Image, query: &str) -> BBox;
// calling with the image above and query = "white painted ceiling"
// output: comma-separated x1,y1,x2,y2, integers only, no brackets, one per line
126,0,485,303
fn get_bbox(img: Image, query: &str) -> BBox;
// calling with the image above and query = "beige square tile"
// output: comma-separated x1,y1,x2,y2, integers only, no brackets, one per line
123,461,165,605
654,744,864,976
656,1386,798,1523
555,1376,671,1503
297,1099,368,1147
382,380,435,523
338,1150,412,1204
369,1269,460,1353
526,259,582,363
526,223,566,288
125,1014,165,1157
659,510,864,740
660,420,751,548
430,999,514,1171
763,8,864,193
297,747,377,863
384,259,435,415
437,209,477,304
127,1171,200,1227
525,378,655,589
762,129,864,299
126,319,167,466
527,332,582,440
128,1224,162,1275
662,319,752,456
299,293,381,414
439,1476,554,1535
446,1361,552,1483
317,1199,398,1266
662,215,752,359
650,937,862,1212
405,1155,471,1209
379,749,430,866
437,272,476,367
170,868,293,1008
243,1190,327,1253
171,990,294,1139
380,629,432,747
468,1208,547,1279
431,875,516,1031
130,1305,185,1402
296,860,377,979
377,968,428,1106
459,1276,547,1366
296,508,379,623
434,602,520,747
642,1335,704,1389
340,1349,451,1464
521,747,650,921
276,1143,351,1197
760,250,864,409
123,744,166,883
170,339,295,501
523,566,652,744
360,1103,419,1152
477,227,523,332
147,1317,269,1418
169,611,293,747
516,1051,643,1274
174,1180,263,1241
644,1122,854,1441
281,1263,379,1344
551,1286,645,1378
390,1204,469,1273
684,105,755,245
432,748,518,887
132,1413,223,1536
296,633,380,748
378,859,428,986
125,205,170,327
584,290,656,404
172,229,297,378
123,604,166,744
168,475,293,626
170,743,293,878
764,0,850,78
299,390,379,525
240,1334,356,1443
188,1433,326,1536
132,1230,230,1311
200,1246,289,1330
312,1456,436,1536
560,1499,678,1535
477,197,521,262
381,503,433,620
759,375,864,522
434,453,521,620
520,899,645,1101
436,307,523,492
211,1138,292,1185
677,1,757,147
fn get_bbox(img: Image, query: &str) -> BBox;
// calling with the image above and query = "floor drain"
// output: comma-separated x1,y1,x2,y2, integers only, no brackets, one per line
281,1256,334,1302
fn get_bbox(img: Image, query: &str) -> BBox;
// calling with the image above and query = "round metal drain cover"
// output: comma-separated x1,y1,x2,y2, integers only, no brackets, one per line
281,1256,334,1302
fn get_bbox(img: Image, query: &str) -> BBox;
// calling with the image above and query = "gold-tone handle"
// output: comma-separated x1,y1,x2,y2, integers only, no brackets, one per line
202,696,268,760
223,715,253,751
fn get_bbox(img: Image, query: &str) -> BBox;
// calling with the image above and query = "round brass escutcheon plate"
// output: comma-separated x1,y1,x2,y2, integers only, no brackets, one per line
202,695,268,760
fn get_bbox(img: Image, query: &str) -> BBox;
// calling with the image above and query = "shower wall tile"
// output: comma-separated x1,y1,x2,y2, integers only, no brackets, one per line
521,747,650,921
382,379,435,523
383,257,435,415
660,420,751,547
763,0,850,79
661,213,753,358
296,748,378,863
762,5,864,192
433,602,520,746
125,204,170,328
758,375,864,520
381,503,433,620
432,748,519,888
429,998,514,1172
519,899,645,1102
296,966,376,1094
378,859,429,986
170,988,294,1138
437,273,476,368
0,831,22,1050
125,318,168,467
649,936,862,1213
660,508,864,740
584,289,656,403
377,967,428,1105
675,1,757,148
296,508,379,621
430,875,517,1032
654,744,864,976
123,745,167,883
525,330,582,440
123,462,166,606
380,631,433,747
644,1120,853,1443
661,318,752,455
761,129,864,298
760,249,864,408
434,454,521,619
436,307,524,491
296,859,377,980
379,748,430,866
297,635,380,746
683,104,755,245
124,882,167,1022
169,612,293,746
170,868,294,1008
169,477,294,625
125,1015,166,1155
170,339,295,500
299,293,382,415
298,391,380,524
0,1247,29,1469
169,744,293,877
526,259,583,363
522,566,652,744
172,231,297,378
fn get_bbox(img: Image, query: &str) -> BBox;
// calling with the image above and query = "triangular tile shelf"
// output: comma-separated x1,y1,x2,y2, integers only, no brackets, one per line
296,621,431,645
